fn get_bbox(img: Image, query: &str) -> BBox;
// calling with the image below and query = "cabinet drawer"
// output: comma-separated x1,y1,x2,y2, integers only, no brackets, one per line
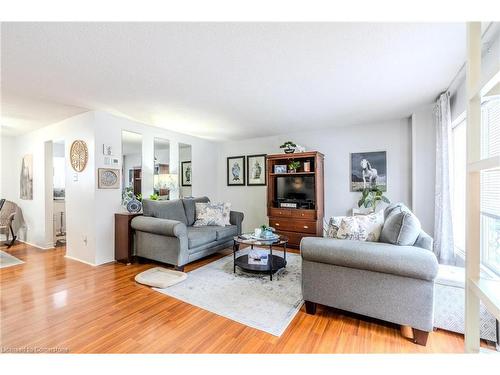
290,210,316,220
269,219,317,234
274,230,309,248
269,208,291,217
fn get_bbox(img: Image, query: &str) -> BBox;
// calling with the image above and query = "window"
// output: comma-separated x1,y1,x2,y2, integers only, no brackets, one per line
451,116,466,256
480,98,500,275
451,98,500,275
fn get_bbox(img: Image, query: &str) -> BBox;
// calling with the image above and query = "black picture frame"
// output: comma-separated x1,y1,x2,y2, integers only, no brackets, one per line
246,154,267,186
181,161,192,186
227,156,246,186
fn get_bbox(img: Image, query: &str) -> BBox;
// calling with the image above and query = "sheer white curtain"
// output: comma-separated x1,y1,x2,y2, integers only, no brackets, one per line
434,91,455,264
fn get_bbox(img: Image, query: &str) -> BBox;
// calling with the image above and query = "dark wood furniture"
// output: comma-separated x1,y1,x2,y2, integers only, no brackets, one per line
266,151,324,248
232,235,288,281
115,212,142,264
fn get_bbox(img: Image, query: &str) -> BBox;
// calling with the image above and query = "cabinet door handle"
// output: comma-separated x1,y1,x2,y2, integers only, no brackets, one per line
301,213,305,216
275,223,280,226
303,225,309,229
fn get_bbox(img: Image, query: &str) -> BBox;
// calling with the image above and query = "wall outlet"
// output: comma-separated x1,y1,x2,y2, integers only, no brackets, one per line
83,235,87,246
73,173,78,182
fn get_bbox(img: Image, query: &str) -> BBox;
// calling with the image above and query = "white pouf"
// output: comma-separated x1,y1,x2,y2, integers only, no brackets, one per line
434,265,498,343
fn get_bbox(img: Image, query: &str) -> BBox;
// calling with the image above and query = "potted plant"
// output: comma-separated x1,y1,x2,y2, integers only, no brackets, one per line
288,161,301,173
149,193,159,201
280,141,297,154
260,225,276,238
357,187,390,212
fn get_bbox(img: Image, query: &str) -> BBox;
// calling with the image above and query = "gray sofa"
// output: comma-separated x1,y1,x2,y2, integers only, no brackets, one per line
300,204,438,346
131,197,244,270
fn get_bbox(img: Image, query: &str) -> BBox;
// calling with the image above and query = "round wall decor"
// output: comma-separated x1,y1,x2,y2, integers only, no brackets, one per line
70,140,88,172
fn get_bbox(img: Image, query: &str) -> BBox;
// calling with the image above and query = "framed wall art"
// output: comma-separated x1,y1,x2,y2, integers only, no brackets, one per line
246,154,266,186
227,156,245,186
181,161,192,186
350,151,387,192
98,168,120,189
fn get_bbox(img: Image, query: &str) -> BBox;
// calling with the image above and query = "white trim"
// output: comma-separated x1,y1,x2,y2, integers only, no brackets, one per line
451,111,466,129
410,113,417,211
468,155,500,172
64,255,97,267
17,239,54,250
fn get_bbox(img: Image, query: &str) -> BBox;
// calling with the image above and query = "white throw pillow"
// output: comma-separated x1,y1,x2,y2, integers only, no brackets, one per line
326,211,384,242
193,202,229,227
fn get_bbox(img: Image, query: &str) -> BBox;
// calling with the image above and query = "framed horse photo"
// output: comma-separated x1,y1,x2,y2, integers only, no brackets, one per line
350,151,387,192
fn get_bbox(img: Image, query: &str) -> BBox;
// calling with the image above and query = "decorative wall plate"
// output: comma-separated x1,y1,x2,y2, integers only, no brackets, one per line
98,168,120,189
70,140,89,172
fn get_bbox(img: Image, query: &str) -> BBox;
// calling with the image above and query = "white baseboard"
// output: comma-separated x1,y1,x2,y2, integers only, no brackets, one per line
17,239,54,250
64,255,97,267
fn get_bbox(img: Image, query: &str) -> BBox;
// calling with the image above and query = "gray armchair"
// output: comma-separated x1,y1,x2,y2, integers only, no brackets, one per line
131,197,244,270
301,204,438,346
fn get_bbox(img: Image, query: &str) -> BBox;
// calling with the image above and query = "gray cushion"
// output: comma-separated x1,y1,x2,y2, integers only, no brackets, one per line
143,199,188,225
187,226,217,248
300,237,439,281
380,203,421,246
182,196,210,226
215,225,238,240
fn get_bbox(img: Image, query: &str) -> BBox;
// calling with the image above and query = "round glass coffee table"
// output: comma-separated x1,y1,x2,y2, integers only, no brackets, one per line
232,234,288,280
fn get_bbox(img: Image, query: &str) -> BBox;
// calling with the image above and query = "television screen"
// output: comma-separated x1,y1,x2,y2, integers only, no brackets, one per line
276,176,315,202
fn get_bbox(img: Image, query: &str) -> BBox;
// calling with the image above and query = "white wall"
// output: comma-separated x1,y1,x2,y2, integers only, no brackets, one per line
1,110,218,265
0,135,18,200
411,104,436,235
0,112,97,261
93,111,219,265
216,119,412,233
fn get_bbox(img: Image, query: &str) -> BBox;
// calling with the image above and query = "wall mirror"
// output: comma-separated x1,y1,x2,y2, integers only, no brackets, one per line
122,131,143,198
179,143,192,198
153,138,174,200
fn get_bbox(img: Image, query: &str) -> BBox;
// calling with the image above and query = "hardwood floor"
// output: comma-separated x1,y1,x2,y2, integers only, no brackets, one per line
0,242,491,353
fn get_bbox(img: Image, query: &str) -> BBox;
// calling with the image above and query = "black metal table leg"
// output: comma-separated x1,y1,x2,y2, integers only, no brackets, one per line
269,244,273,281
284,242,287,267
233,240,238,273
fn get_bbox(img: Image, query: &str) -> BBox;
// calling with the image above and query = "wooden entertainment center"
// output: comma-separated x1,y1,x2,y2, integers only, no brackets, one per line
266,151,324,248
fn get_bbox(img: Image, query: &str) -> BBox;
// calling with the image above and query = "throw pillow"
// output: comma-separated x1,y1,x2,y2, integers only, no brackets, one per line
326,216,344,238
193,202,222,227
221,202,231,226
193,202,226,226
326,211,384,242
380,206,421,246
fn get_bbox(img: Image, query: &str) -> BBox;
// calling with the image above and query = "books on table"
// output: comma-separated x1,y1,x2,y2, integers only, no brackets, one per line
248,249,269,265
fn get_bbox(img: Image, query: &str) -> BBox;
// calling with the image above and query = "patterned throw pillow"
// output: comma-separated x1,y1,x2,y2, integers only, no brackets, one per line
326,216,344,238
193,202,229,227
326,211,384,242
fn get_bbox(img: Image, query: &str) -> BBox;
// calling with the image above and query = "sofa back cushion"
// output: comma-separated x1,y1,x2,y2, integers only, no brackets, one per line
380,203,421,246
182,196,210,226
143,199,188,225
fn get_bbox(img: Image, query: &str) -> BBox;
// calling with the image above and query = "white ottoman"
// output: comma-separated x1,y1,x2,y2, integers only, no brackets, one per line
434,265,498,344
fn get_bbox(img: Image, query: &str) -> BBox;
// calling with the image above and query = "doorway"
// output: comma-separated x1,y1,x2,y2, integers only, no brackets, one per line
52,140,66,247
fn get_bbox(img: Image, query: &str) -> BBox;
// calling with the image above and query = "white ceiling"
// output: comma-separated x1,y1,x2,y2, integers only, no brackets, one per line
1,22,465,140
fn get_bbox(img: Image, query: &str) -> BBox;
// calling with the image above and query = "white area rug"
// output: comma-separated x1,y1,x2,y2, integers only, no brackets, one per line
154,249,303,336
135,267,187,288
0,250,24,268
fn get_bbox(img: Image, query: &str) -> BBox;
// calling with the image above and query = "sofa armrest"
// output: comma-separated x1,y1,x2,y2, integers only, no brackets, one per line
414,230,433,251
230,211,244,234
131,216,187,238
300,237,438,281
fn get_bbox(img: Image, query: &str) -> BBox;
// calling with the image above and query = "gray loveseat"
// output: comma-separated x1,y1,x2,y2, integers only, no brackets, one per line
300,204,438,346
131,197,244,270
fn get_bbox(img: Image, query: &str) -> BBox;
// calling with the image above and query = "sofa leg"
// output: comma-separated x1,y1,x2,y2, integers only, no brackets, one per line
175,265,185,272
412,328,429,346
305,301,317,315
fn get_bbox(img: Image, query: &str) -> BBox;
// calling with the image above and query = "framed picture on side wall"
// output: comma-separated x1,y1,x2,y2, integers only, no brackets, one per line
246,154,267,186
227,156,245,186
181,161,192,186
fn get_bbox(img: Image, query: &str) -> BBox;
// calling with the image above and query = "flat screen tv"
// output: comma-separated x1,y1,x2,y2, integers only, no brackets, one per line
276,176,315,202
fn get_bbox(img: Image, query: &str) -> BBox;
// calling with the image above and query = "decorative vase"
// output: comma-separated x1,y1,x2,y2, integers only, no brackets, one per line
284,148,295,154
289,169,296,173
127,198,142,213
